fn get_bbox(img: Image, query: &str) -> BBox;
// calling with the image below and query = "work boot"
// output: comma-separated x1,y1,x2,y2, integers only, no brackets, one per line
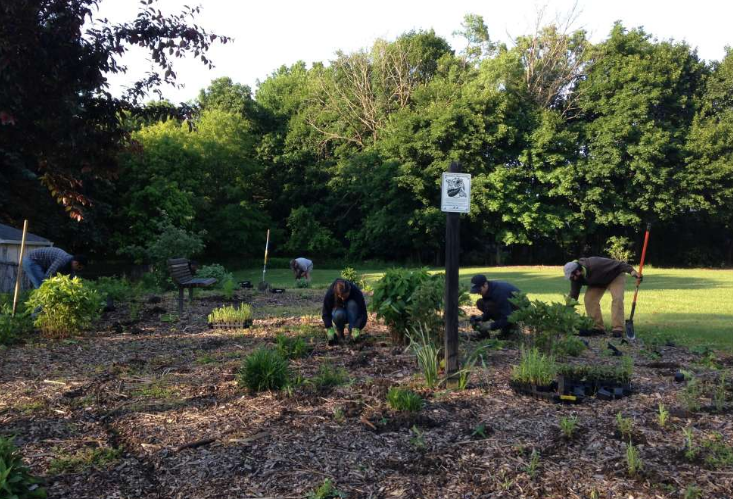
612,329,623,338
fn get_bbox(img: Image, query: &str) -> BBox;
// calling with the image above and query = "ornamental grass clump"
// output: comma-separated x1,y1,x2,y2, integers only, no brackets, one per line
386,387,424,413
26,275,101,338
405,322,440,389
238,348,289,392
208,303,252,325
511,347,557,386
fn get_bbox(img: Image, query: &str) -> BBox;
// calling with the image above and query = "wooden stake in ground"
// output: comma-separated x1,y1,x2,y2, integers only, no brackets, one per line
444,163,461,381
12,220,29,317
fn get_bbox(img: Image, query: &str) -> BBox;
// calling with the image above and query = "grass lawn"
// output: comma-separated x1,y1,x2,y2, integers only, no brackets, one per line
235,265,733,351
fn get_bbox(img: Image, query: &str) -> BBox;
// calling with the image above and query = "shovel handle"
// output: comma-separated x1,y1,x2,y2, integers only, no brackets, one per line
629,223,651,321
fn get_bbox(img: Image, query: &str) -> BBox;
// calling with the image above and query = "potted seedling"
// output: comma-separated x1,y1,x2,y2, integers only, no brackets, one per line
510,347,558,400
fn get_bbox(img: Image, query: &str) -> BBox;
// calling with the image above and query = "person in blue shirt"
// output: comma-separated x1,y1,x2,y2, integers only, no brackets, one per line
469,274,520,338
22,247,87,289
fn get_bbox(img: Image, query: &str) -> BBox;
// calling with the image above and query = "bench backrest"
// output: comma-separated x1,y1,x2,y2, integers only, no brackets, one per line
167,258,193,286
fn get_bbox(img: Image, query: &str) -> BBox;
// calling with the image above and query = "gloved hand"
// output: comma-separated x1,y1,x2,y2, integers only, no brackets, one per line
326,327,336,344
631,270,643,283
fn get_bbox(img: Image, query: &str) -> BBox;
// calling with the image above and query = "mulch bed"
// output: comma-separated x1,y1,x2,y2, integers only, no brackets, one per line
1,288,732,498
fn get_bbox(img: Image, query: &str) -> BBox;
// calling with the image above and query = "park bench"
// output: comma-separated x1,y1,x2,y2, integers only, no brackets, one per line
167,258,217,314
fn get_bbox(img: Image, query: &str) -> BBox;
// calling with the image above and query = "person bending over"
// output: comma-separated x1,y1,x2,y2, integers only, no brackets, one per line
322,278,367,345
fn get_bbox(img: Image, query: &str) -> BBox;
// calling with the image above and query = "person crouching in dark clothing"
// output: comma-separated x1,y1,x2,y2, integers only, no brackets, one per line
322,279,368,345
469,274,520,338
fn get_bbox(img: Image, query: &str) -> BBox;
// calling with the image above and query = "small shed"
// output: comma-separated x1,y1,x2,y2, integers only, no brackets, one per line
0,223,54,293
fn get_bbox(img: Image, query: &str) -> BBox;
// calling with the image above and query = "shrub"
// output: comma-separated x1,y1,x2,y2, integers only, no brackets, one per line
371,268,431,344
238,348,289,392
120,212,205,289
0,303,34,346
26,276,101,338
552,336,587,358
275,334,312,359
511,347,557,386
0,436,47,498
208,304,252,325
195,264,234,288
221,278,236,299
509,293,594,352
295,279,311,288
386,387,424,413
90,276,132,302
605,236,634,263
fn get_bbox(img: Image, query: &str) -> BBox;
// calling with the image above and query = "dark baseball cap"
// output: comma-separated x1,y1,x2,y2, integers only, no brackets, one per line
470,274,488,293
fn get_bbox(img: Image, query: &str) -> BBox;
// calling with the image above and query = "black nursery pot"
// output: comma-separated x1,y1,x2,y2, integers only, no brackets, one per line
270,288,285,294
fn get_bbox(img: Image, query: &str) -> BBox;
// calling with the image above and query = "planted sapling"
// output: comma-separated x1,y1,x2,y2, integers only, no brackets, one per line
559,415,578,439
657,403,669,428
626,442,643,475
616,412,633,441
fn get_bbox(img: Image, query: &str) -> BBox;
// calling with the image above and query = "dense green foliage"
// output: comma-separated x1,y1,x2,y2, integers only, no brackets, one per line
370,268,431,343
386,387,424,413
511,347,557,386
196,264,235,289
237,348,290,392
208,304,252,325
0,303,34,346
509,293,594,351
0,437,47,498
26,276,101,337
4,8,733,267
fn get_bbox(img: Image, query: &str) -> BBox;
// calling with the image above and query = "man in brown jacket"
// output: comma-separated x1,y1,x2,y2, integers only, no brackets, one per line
564,257,642,337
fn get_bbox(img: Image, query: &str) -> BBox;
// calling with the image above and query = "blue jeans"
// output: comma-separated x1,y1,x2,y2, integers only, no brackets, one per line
332,299,360,334
22,257,45,289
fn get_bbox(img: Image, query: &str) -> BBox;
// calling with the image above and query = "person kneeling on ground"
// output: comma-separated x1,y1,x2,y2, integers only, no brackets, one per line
290,257,313,283
469,274,520,339
22,247,87,289
564,257,642,337
322,278,367,345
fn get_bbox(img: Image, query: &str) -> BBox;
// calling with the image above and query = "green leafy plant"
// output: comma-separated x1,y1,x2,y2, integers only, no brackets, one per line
605,236,634,263
90,276,132,302
405,322,440,389
237,348,290,392
471,423,488,439
509,293,594,352
26,275,102,338
195,264,234,288
306,478,345,499
616,412,633,441
0,437,47,498
295,279,311,288
683,484,702,499
713,371,728,412
208,303,252,325
311,363,349,390
526,449,540,478
370,268,431,344
0,303,34,346
511,347,557,386
657,403,669,428
678,377,702,412
332,407,345,423
559,415,578,439
683,427,697,460
626,442,643,475
409,425,426,449
128,301,140,321
552,336,587,358
221,278,236,299
275,334,312,359
386,387,424,413
701,433,733,469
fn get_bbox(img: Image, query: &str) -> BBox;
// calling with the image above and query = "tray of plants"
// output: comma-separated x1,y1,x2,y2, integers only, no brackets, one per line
208,303,253,329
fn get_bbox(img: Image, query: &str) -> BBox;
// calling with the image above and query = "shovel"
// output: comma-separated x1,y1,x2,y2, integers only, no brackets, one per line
625,223,651,340
258,229,271,291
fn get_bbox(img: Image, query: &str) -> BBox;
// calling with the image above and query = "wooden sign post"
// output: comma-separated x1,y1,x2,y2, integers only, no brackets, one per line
441,163,471,382
12,220,29,317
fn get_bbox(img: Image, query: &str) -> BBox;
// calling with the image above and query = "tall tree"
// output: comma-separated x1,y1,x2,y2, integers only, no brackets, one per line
0,0,229,222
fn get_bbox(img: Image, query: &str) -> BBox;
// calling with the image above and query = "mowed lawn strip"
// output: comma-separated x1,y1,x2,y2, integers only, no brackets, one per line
234,266,733,351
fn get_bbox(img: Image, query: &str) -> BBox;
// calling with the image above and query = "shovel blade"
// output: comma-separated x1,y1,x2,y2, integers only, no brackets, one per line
624,319,636,340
